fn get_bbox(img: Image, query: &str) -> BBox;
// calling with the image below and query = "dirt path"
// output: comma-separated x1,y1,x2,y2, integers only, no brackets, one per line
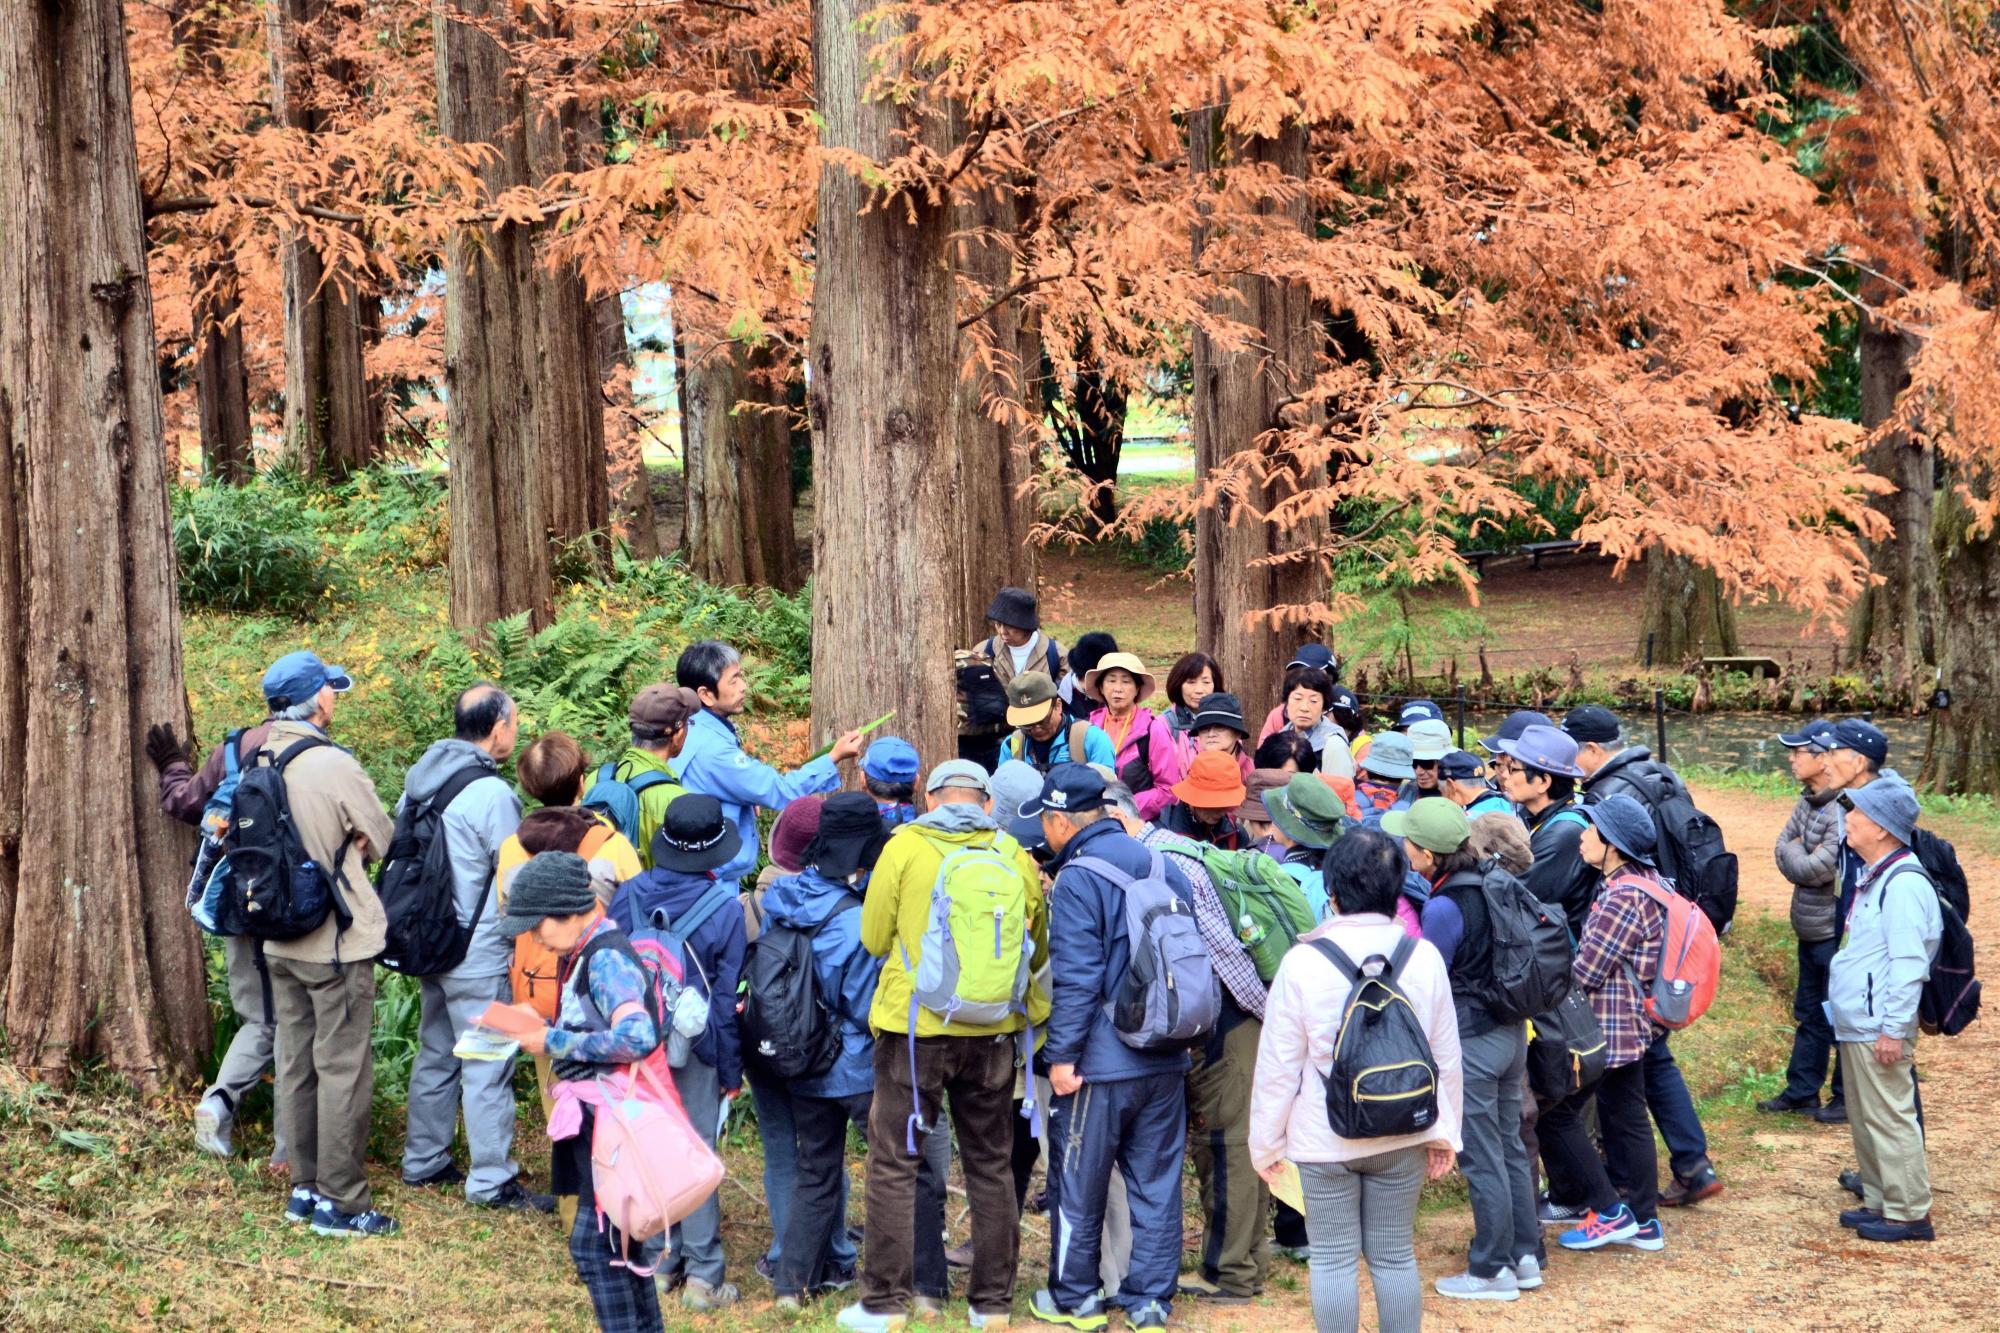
1178,784,2000,1332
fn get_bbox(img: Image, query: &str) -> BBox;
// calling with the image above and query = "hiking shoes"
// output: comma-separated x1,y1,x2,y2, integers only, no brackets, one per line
1839,1168,1865,1200
283,1187,323,1226
835,1303,909,1332
1840,1207,1883,1230
1814,1100,1849,1125
1028,1289,1110,1331
680,1278,741,1312
310,1201,399,1238
1126,1301,1169,1333
1660,1163,1724,1207
1856,1215,1935,1243
968,1310,1012,1329
1435,1270,1521,1301
478,1179,555,1214
1756,1092,1820,1115
1513,1255,1543,1290
946,1242,975,1268
1538,1197,1590,1228
1558,1204,1640,1250
401,1162,466,1190
1176,1274,1251,1304
193,1094,234,1158
1612,1218,1665,1252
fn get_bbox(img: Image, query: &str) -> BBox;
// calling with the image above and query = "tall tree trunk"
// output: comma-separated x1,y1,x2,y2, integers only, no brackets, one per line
597,294,659,558
684,339,799,590
436,0,551,629
809,0,959,765
952,175,1037,642
1189,112,1327,716
531,89,609,556
192,258,253,483
0,0,211,1087
267,0,377,481
1639,553,1740,663
1844,316,1938,699
1926,488,2000,795
1051,353,1126,530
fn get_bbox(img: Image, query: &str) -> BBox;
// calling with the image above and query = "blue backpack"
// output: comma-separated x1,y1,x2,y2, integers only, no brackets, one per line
581,761,675,848
184,729,248,935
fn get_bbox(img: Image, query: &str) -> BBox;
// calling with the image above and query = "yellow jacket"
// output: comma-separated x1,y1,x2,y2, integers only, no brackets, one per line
862,818,1050,1038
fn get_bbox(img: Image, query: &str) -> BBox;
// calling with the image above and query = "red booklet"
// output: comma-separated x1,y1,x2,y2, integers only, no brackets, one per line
475,1002,546,1038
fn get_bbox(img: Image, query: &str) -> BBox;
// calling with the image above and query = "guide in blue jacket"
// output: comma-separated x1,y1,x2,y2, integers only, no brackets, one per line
1029,764,1193,1333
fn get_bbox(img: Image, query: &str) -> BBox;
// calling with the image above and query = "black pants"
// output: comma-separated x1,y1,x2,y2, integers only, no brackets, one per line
1540,1060,1658,1223
1783,936,1845,1105
1013,1096,1041,1211
778,1091,872,1297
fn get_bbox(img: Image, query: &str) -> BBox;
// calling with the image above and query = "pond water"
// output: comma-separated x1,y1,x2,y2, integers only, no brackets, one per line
1425,707,1937,779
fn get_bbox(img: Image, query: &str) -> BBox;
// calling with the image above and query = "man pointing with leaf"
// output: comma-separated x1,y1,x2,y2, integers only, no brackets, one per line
670,639,865,884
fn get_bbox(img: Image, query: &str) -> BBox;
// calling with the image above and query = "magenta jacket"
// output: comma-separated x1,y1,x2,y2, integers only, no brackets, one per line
1089,705,1188,822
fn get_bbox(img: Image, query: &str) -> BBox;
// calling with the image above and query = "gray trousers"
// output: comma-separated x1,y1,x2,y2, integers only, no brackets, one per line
1458,1022,1540,1276
207,936,283,1156
402,970,519,1201
1300,1148,1426,1333
667,1059,728,1288
268,957,377,1215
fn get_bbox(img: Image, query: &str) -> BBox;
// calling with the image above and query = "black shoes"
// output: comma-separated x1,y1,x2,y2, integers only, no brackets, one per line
1660,1162,1724,1207
1756,1092,1820,1114
479,1178,556,1213
401,1162,466,1189
1813,1100,1849,1125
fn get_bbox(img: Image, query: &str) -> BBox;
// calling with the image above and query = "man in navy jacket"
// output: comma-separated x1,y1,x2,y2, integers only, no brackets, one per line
1029,764,1193,1333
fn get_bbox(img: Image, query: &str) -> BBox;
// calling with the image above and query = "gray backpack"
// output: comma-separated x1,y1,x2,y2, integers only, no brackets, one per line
1071,850,1221,1050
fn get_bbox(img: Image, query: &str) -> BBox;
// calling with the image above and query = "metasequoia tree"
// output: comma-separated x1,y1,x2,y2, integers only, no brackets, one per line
683,339,800,590
0,0,212,1086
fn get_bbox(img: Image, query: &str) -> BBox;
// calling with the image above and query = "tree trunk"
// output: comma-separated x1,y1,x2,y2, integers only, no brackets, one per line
0,0,212,1088
531,90,609,557
192,258,253,483
267,0,378,481
684,338,799,590
1189,112,1327,716
435,0,552,629
952,174,1037,642
1639,553,1739,663
1054,355,1126,530
597,294,659,559
809,0,959,765
1844,316,1938,699
1926,489,2000,795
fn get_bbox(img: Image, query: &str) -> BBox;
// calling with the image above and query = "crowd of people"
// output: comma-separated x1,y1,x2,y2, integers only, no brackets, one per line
144,585,1962,1332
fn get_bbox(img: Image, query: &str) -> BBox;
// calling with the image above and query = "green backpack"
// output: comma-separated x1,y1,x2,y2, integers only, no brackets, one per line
1159,835,1316,982
908,833,1034,1026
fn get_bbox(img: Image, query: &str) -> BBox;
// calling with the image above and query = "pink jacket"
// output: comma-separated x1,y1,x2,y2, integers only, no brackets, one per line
1248,914,1464,1169
1090,705,1188,822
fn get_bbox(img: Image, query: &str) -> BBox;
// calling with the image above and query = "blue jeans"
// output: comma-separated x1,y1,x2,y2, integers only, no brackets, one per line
1783,936,1844,1104
1643,1033,1709,1180
753,1075,857,1273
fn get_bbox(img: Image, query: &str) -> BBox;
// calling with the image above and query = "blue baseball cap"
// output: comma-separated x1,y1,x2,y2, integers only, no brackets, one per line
1825,718,1889,768
1397,699,1445,728
863,736,921,784
1777,719,1838,750
1286,644,1337,674
261,651,352,709
1020,762,1111,818
1480,709,1554,756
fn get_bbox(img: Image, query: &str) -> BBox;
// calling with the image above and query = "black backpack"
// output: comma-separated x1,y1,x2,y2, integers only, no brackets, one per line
1467,861,1574,1023
1315,936,1441,1139
224,737,354,942
1527,988,1608,1100
1920,890,1980,1038
741,893,861,1080
377,764,495,977
1623,766,1740,933
1911,827,1971,924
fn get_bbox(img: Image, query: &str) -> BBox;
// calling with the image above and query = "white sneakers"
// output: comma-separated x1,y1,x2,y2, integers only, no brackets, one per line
1435,1269,1522,1302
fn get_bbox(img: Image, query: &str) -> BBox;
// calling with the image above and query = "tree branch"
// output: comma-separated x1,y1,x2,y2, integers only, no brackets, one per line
956,272,1059,329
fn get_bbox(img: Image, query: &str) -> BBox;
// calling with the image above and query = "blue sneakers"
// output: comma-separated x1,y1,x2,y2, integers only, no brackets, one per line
1613,1218,1665,1251
1558,1203,1639,1250
283,1188,322,1226
309,1201,400,1238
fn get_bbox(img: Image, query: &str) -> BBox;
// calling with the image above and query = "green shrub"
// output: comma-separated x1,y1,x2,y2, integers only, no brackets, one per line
317,466,449,573
172,480,334,615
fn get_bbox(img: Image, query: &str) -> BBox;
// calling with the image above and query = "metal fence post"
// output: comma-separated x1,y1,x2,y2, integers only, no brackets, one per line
1455,685,1467,748
1654,688,1668,764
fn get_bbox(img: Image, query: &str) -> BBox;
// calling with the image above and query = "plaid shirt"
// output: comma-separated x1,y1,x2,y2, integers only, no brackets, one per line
1572,866,1667,1068
1141,827,1268,1018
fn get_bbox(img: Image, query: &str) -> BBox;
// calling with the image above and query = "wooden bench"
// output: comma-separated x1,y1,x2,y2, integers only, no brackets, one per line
1461,548,1500,576
1702,655,1784,680
1523,539,1588,568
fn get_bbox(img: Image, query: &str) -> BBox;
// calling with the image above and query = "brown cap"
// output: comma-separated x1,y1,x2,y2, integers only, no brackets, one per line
629,683,700,735
1237,767,1293,823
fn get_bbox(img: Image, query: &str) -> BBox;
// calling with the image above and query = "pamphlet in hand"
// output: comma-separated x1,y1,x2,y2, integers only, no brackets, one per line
454,1025,520,1063
476,1001,548,1039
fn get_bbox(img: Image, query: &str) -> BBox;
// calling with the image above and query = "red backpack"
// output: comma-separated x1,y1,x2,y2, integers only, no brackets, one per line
1624,878,1720,1029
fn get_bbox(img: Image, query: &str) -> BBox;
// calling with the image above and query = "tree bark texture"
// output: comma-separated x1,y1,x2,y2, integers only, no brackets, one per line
266,0,379,480
192,259,253,483
1844,316,1938,697
1189,113,1327,717
951,175,1038,643
0,0,212,1087
438,0,607,627
1926,492,2000,795
684,339,799,590
597,294,660,558
809,0,960,767
1639,553,1740,664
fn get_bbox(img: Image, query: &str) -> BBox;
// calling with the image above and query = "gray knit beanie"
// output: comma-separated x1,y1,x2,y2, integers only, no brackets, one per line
496,851,598,938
